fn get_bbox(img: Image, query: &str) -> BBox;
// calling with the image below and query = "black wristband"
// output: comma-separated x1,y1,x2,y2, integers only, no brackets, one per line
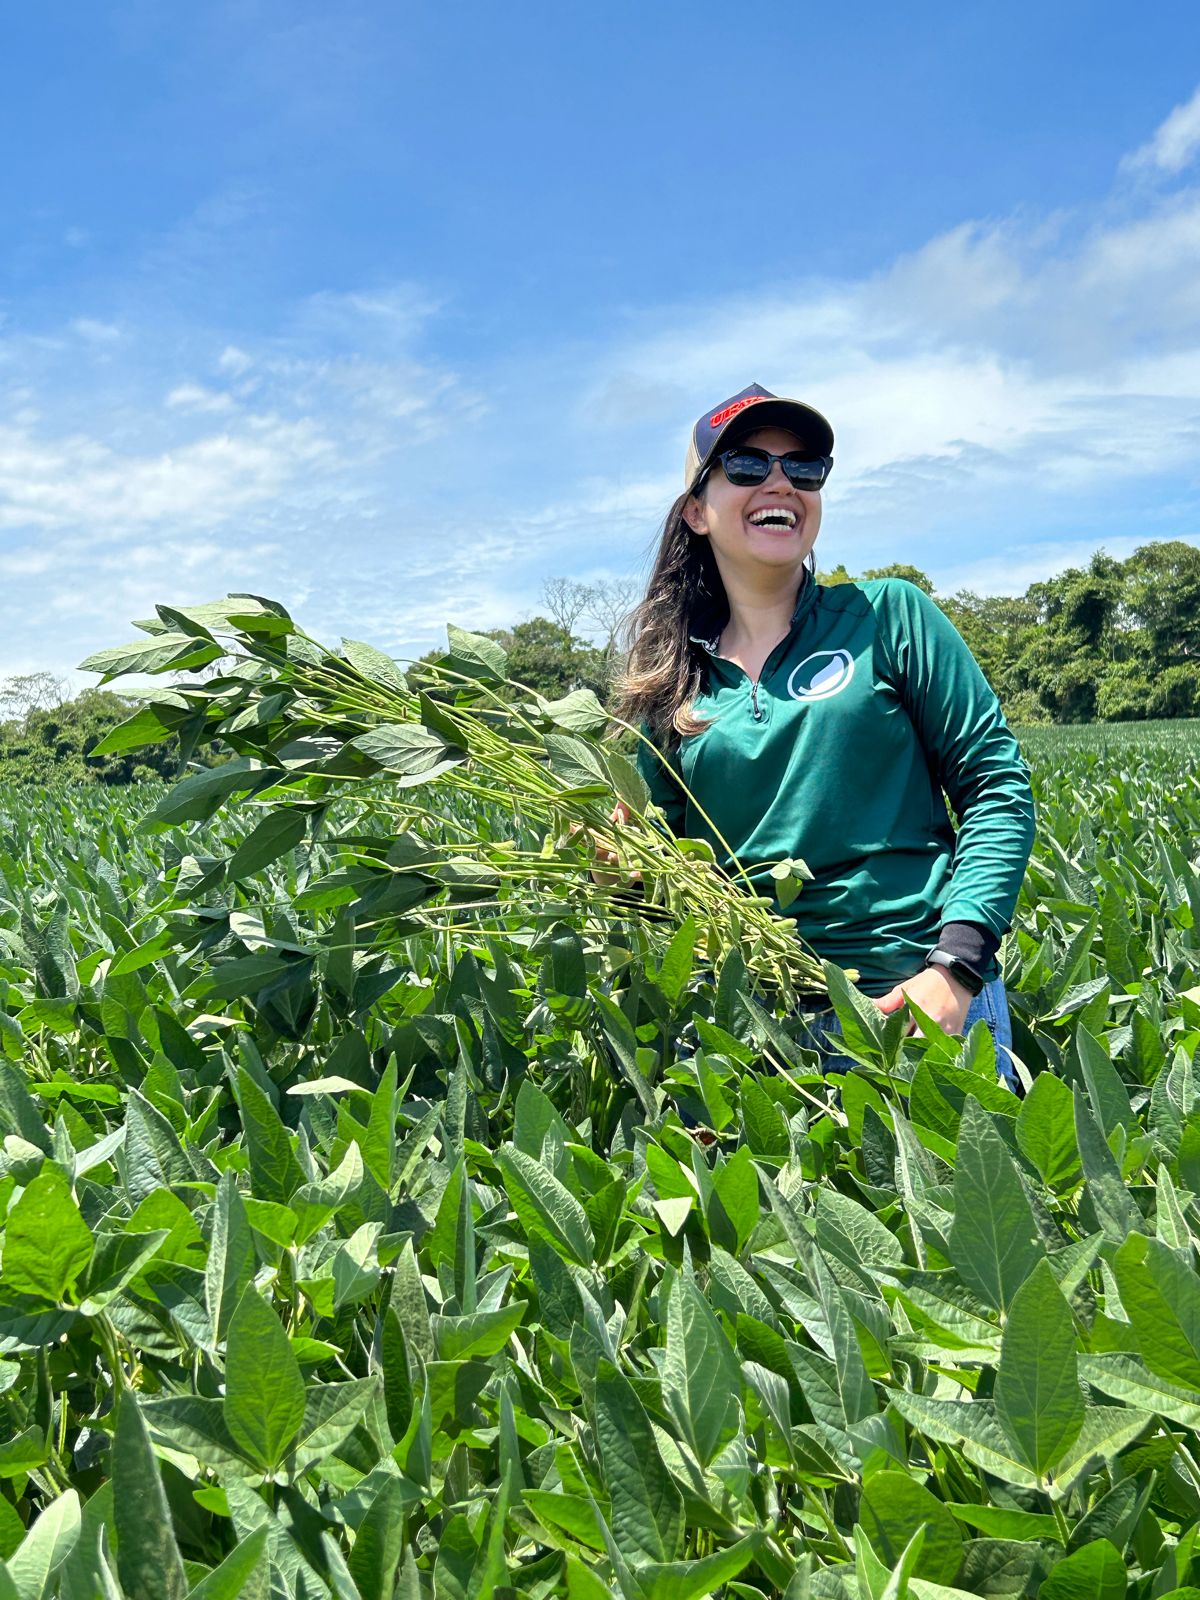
936,920,999,971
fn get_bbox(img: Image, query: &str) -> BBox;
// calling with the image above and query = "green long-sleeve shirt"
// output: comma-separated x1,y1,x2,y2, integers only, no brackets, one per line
636,576,1036,993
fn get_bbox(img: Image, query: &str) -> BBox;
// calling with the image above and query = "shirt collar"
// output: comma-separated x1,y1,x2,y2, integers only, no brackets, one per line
689,569,816,654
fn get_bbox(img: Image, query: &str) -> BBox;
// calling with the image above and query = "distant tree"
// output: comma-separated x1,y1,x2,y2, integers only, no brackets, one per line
862,563,934,594
0,671,67,720
542,577,595,636
1123,541,1200,663
0,689,185,785
816,563,856,587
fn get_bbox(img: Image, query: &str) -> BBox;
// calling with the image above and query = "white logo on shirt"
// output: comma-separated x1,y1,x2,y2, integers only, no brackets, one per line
787,649,855,701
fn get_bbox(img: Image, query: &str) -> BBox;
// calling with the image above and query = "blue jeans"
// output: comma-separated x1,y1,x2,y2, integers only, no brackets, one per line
796,976,1018,1091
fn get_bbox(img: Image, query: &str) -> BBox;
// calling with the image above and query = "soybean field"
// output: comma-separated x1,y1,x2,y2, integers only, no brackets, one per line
0,597,1197,1600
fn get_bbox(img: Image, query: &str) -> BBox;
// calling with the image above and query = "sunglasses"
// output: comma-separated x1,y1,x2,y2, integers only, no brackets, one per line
709,447,832,491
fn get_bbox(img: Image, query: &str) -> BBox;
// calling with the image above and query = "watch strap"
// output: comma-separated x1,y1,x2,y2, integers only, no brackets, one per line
924,948,985,996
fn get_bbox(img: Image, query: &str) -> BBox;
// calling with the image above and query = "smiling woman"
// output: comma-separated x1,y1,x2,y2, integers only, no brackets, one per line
612,383,1037,1084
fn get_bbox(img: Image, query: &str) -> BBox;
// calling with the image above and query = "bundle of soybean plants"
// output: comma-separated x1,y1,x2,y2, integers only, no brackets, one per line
2,599,1200,1599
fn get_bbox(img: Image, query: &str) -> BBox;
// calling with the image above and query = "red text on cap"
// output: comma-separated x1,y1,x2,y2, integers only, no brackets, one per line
709,395,769,429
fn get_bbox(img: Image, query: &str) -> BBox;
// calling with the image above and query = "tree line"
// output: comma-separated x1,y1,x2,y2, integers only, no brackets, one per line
490,541,1200,727
1,540,1195,785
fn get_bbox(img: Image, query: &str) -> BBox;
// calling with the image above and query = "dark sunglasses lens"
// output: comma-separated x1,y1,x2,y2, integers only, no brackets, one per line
782,456,827,489
721,450,770,485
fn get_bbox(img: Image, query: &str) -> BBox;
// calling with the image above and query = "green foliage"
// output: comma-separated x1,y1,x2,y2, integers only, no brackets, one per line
0,689,186,785
0,622,1196,1592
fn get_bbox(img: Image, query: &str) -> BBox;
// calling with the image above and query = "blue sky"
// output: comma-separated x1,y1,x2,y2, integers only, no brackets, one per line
2,1,1200,681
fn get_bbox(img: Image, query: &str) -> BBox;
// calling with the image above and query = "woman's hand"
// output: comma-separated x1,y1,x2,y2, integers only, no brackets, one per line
875,965,972,1036
579,801,641,887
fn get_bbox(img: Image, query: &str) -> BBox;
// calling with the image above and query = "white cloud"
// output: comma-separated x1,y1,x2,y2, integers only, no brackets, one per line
1122,83,1200,176
0,416,335,534
70,318,121,343
166,383,235,414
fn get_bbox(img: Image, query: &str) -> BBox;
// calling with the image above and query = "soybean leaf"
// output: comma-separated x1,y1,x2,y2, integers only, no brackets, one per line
204,1171,256,1348
496,1145,594,1266
6,1490,80,1600
994,1257,1085,1478
1039,1539,1126,1600
347,1476,407,1600
1074,1087,1147,1244
224,1289,307,1473
948,1097,1045,1313
235,1067,305,1205
1,1164,93,1304
1113,1233,1200,1390
594,1360,684,1566
1016,1072,1082,1191
636,1534,767,1600
113,1393,188,1600
859,1470,963,1584
228,809,307,879
661,1268,741,1467
186,1528,269,1600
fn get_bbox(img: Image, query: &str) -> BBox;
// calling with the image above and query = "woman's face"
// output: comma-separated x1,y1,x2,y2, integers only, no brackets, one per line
683,424,822,579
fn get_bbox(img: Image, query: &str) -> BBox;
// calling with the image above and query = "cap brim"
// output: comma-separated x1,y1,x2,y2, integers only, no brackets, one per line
690,396,834,486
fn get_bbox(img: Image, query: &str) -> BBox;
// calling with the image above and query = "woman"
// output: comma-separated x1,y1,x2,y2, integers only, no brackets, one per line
610,383,1035,1084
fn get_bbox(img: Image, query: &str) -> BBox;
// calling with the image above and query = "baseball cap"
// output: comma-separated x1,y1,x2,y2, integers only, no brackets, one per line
683,382,835,489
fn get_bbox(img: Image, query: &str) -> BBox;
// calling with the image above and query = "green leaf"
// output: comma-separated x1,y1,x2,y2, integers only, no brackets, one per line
432,1304,525,1361
822,961,887,1061
352,723,465,784
235,1067,305,1205
1113,1233,1200,1390
1074,1087,1147,1244
6,1489,80,1600
1,1164,93,1303
943,1503,1061,1542
228,809,307,878
80,631,222,679
380,1308,413,1441
993,1257,1084,1477
661,1267,741,1467
347,1476,407,1600
948,1097,1045,1313
444,623,508,681
496,1145,594,1266
1016,1072,1082,1190
154,759,275,825
709,1145,760,1254
1038,1539,1126,1600
594,1360,683,1565
859,1470,964,1584
637,1534,767,1600
223,1288,307,1473
1078,1352,1200,1427
0,1429,47,1480
136,1396,255,1475
341,637,409,694
185,1528,269,1600
205,1171,256,1348
113,1392,189,1600
287,1376,380,1476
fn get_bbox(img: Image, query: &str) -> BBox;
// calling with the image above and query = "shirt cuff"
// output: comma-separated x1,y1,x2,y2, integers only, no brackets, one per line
935,920,999,973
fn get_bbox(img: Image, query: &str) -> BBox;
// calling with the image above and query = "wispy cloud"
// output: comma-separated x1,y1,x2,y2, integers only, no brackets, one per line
1121,83,1200,176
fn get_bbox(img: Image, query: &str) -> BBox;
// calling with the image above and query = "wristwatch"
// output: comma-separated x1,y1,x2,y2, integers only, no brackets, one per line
924,948,985,996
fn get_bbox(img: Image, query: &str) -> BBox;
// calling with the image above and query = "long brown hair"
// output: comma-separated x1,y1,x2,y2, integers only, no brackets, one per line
612,488,722,750
613,483,816,751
